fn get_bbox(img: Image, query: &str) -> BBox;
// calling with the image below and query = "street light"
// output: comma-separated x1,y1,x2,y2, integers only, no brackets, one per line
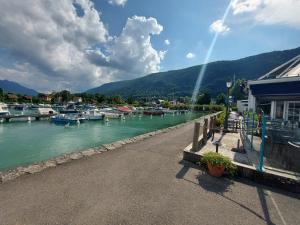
224,81,232,131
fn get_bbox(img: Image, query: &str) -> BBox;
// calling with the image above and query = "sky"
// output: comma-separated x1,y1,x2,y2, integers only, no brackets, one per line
0,0,299,92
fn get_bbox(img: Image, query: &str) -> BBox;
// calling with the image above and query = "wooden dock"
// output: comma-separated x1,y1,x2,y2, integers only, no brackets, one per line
0,114,54,122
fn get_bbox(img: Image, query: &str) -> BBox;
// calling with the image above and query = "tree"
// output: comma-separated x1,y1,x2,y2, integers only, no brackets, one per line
0,88,3,102
162,100,171,108
95,93,105,104
108,95,124,105
216,93,226,105
197,91,211,105
127,96,135,105
61,90,72,103
230,79,247,100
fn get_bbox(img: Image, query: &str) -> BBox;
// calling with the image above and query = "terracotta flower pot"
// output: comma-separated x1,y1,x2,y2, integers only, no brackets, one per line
207,163,225,177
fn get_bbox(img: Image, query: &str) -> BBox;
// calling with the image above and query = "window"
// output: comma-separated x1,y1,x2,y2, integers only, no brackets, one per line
257,100,271,116
287,101,300,122
275,101,284,119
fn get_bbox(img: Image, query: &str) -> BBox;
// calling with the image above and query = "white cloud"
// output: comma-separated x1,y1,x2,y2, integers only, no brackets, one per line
209,20,230,34
88,15,164,76
231,0,262,14
107,0,127,7
186,52,195,59
231,0,300,28
0,1,165,91
164,39,170,45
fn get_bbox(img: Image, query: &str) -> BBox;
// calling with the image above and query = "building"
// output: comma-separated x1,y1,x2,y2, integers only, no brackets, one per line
248,55,300,122
247,55,300,172
236,100,248,113
39,94,52,102
7,93,18,102
73,97,82,103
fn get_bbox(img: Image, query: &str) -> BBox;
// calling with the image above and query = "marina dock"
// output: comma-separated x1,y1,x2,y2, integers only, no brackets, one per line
0,113,54,122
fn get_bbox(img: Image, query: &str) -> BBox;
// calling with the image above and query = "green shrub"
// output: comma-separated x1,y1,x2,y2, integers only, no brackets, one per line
201,152,236,176
193,104,224,112
215,111,225,127
231,106,238,112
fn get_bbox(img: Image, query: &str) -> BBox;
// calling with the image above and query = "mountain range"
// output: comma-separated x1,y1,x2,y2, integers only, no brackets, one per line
1,46,300,97
0,80,38,96
87,46,300,97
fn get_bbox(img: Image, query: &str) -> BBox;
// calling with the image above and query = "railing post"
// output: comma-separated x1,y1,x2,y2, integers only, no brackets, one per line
258,113,266,172
192,122,201,152
209,116,213,134
251,112,255,150
203,118,208,144
211,116,216,141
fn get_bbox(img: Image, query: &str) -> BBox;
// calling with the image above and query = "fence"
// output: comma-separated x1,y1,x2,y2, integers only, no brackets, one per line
241,110,300,173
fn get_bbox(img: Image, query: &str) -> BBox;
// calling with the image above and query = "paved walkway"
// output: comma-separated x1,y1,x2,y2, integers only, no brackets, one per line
0,120,300,225
200,132,251,165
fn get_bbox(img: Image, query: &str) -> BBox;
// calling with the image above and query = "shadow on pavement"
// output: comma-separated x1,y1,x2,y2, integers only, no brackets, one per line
196,172,233,195
176,160,269,223
256,187,276,225
176,160,200,179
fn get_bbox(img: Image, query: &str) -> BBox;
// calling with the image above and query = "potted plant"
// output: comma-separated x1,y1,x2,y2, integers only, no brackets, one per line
201,152,236,177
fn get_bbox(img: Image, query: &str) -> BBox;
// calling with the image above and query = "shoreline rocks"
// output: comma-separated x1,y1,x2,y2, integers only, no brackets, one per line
0,113,216,184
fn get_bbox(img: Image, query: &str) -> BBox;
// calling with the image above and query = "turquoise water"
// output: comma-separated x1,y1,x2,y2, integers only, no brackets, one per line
0,113,203,171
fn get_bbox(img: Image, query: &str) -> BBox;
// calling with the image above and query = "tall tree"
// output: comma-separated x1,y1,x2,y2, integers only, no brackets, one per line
197,91,211,105
230,79,247,100
216,93,226,105
0,88,3,102
61,90,72,103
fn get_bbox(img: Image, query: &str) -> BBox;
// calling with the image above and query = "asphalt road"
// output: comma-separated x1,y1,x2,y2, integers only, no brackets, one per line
0,120,299,225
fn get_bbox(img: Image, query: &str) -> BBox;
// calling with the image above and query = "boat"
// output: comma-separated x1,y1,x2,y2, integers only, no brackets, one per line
115,106,133,115
143,108,164,116
32,105,57,115
14,104,28,111
99,107,123,119
59,103,80,114
162,109,177,114
50,114,85,125
84,109,105,121
0,103,10,116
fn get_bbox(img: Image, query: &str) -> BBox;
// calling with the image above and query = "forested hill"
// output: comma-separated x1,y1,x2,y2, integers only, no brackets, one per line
87,46,300,97
0,80,38,96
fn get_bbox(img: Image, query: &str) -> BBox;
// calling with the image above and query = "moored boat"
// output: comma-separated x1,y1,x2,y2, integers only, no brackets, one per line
0,103,10,116
99,107,123,119
84,109,105,120
50,114,84,125
143,108,164,116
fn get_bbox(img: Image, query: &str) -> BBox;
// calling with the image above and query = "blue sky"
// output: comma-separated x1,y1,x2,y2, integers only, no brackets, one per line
95,0,300,69
0,0,299,92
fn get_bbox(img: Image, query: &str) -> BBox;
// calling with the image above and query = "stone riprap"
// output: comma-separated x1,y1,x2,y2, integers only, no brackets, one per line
0,113,215,183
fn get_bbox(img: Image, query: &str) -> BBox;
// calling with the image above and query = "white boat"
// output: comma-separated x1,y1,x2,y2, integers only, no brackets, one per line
32,105,57,115
84,109,105,120
0,103,10,116
99,107,123,119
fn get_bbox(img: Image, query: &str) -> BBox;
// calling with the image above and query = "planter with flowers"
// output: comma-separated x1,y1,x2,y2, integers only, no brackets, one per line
201,152,236,177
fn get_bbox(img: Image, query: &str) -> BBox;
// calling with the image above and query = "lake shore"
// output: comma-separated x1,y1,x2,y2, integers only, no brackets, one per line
0,113,209,183
1,112,299,225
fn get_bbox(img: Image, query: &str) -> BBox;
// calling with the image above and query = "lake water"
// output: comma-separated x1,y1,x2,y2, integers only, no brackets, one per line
0,113,204,171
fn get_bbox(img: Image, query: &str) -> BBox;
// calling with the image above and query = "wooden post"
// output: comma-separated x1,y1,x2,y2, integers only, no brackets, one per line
209,116,213,135
192,122,201,152
211,116,216,141
203,118,208,144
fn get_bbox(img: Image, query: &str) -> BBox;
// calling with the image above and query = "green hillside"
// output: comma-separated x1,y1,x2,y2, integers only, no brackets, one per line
87,47,300,97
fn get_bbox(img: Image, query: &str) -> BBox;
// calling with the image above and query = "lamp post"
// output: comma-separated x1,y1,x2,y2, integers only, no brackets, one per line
224,81,232,131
